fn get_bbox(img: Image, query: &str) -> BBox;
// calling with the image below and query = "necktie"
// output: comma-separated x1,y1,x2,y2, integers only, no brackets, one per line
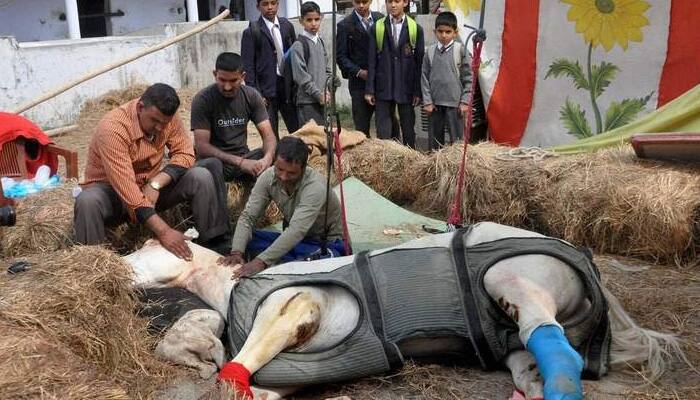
362,17,370,31
272,24,284,75
393,19,402,47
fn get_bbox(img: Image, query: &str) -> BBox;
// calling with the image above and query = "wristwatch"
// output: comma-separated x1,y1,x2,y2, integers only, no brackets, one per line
148,180,162,191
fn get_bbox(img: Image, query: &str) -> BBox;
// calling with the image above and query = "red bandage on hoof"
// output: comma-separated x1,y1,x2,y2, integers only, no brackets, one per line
218,362,254,399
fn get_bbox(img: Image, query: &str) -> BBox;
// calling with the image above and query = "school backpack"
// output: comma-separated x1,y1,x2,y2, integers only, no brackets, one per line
426,41,464,78
281,36,313,105
374,16,418,51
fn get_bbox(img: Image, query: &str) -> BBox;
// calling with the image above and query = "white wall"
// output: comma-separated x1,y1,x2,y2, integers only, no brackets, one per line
0,34,181,129
109,0,187,36
0,0,70,42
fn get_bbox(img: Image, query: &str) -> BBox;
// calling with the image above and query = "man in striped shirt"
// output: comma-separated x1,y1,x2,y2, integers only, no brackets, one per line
74,83,231,259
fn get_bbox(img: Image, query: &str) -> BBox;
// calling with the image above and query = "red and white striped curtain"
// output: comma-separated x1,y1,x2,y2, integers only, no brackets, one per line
452,0,700,147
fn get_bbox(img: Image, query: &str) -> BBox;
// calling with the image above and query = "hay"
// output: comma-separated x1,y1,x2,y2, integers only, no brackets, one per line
309,139,425,205
0,246,180,398
529,147,700,261
0,183,77,257
413,142,537,226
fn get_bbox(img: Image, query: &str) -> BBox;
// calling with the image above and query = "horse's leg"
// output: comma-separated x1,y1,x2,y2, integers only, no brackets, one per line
505,350,544,400
217,286,325,399
484,255,587,400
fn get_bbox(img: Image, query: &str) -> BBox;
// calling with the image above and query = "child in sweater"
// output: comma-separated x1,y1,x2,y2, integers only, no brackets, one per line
421,11,472,151
290,1,334,125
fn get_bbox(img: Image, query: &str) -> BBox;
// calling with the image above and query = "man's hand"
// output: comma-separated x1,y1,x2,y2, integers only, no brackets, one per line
218,250,245,266
423,104,435,115
240,158,268,176
142,184,160,206
364,94,375,106
232,258,267,279
459,102,470,115
412,96,421,107
262,98,269,107
324,91,331,105
158,228,193,261
357,69,369,81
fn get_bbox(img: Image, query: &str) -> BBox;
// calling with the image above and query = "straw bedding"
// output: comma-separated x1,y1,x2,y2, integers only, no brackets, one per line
0,246,179,398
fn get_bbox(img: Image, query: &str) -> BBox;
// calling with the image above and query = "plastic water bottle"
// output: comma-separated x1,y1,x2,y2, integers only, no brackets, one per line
34,165,51,187
1,177,16,192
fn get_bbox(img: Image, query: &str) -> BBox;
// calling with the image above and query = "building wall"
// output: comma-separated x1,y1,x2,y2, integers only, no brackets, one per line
109,0,187,36
0,34,181,129
0,0,70,42
1,15,436,129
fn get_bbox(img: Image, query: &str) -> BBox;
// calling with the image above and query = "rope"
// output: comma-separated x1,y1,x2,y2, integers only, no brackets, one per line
333,129,353,256
447,33,485,228
495,147,559,162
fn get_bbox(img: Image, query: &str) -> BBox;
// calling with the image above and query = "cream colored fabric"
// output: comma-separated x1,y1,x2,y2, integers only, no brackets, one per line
155,309,226,378
292,120,366,158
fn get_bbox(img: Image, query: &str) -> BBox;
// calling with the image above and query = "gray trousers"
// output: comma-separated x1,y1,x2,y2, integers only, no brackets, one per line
73,164,230,245
297,103,325,126
429,105,463,151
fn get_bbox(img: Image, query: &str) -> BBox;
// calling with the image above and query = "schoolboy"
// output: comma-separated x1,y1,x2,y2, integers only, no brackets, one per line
290,2,340,125
421,11,471,150
365,0,425,148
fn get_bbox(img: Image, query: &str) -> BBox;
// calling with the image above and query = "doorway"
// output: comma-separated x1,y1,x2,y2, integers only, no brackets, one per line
77,0,108,38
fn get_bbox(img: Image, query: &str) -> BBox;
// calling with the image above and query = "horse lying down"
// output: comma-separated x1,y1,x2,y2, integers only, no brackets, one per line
125,222,684,400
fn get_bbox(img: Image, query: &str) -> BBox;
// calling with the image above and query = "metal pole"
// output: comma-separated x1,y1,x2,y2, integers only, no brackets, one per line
186,0,200,22
64,0,81,39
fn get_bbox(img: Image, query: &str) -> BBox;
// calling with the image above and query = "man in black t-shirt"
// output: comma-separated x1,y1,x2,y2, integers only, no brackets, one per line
191,52,276,183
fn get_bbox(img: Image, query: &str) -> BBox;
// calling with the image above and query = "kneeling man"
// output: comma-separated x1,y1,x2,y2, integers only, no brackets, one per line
74,83,231,257
223,136,345,277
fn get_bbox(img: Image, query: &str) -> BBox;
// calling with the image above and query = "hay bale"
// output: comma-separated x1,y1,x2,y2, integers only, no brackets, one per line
530,147,700,261
0,246,179,398
309,139,426,204
227,181,282,228
413,142,537,226
0,183,77,257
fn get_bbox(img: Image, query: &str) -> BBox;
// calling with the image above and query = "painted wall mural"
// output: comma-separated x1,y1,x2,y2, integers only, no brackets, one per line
449,0,700,147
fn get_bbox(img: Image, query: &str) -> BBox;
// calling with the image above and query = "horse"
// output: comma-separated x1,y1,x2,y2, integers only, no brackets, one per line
124,222,684,400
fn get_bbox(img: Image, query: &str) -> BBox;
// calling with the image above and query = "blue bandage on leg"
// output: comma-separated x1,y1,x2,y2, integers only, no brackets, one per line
526,325,584,400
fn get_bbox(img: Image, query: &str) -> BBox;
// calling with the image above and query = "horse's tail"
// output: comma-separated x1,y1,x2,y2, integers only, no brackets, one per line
604,286,690,380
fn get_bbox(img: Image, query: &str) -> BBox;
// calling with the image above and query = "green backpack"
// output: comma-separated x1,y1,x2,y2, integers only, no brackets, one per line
374,16,418,51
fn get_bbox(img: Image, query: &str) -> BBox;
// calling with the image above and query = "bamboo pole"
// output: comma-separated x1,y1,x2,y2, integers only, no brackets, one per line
45,124,79,137
12,9,230,115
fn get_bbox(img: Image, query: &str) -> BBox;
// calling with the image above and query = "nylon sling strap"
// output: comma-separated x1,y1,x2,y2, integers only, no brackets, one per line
354,250,403,370
451,228,498,369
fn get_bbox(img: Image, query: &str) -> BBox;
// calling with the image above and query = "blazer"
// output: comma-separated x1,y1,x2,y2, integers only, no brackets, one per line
241,16,296,99
336,11,384,92
366,16,425,104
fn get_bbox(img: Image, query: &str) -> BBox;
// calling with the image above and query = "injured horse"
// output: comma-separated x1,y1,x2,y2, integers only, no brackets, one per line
125,222,684,400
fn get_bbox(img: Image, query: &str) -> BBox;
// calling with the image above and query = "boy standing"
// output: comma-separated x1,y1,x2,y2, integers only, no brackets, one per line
336,0,384,137
365,0,424,148
290,1,337,125
241,0,299,138
421,11,471,151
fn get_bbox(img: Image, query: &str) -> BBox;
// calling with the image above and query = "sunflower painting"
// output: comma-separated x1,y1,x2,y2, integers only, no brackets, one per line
445,0,481,17
545,0,652,138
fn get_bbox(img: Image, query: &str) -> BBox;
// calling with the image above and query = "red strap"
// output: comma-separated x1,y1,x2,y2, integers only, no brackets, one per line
332,129,352,256
447,39,484,226
217,362,254,399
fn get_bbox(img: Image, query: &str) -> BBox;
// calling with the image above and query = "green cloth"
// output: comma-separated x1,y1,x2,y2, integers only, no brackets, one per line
550,83,700,154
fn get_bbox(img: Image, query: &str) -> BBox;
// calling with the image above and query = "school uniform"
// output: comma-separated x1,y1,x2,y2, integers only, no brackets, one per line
241,16,299,138
366,15,425,148
336,10,383,137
